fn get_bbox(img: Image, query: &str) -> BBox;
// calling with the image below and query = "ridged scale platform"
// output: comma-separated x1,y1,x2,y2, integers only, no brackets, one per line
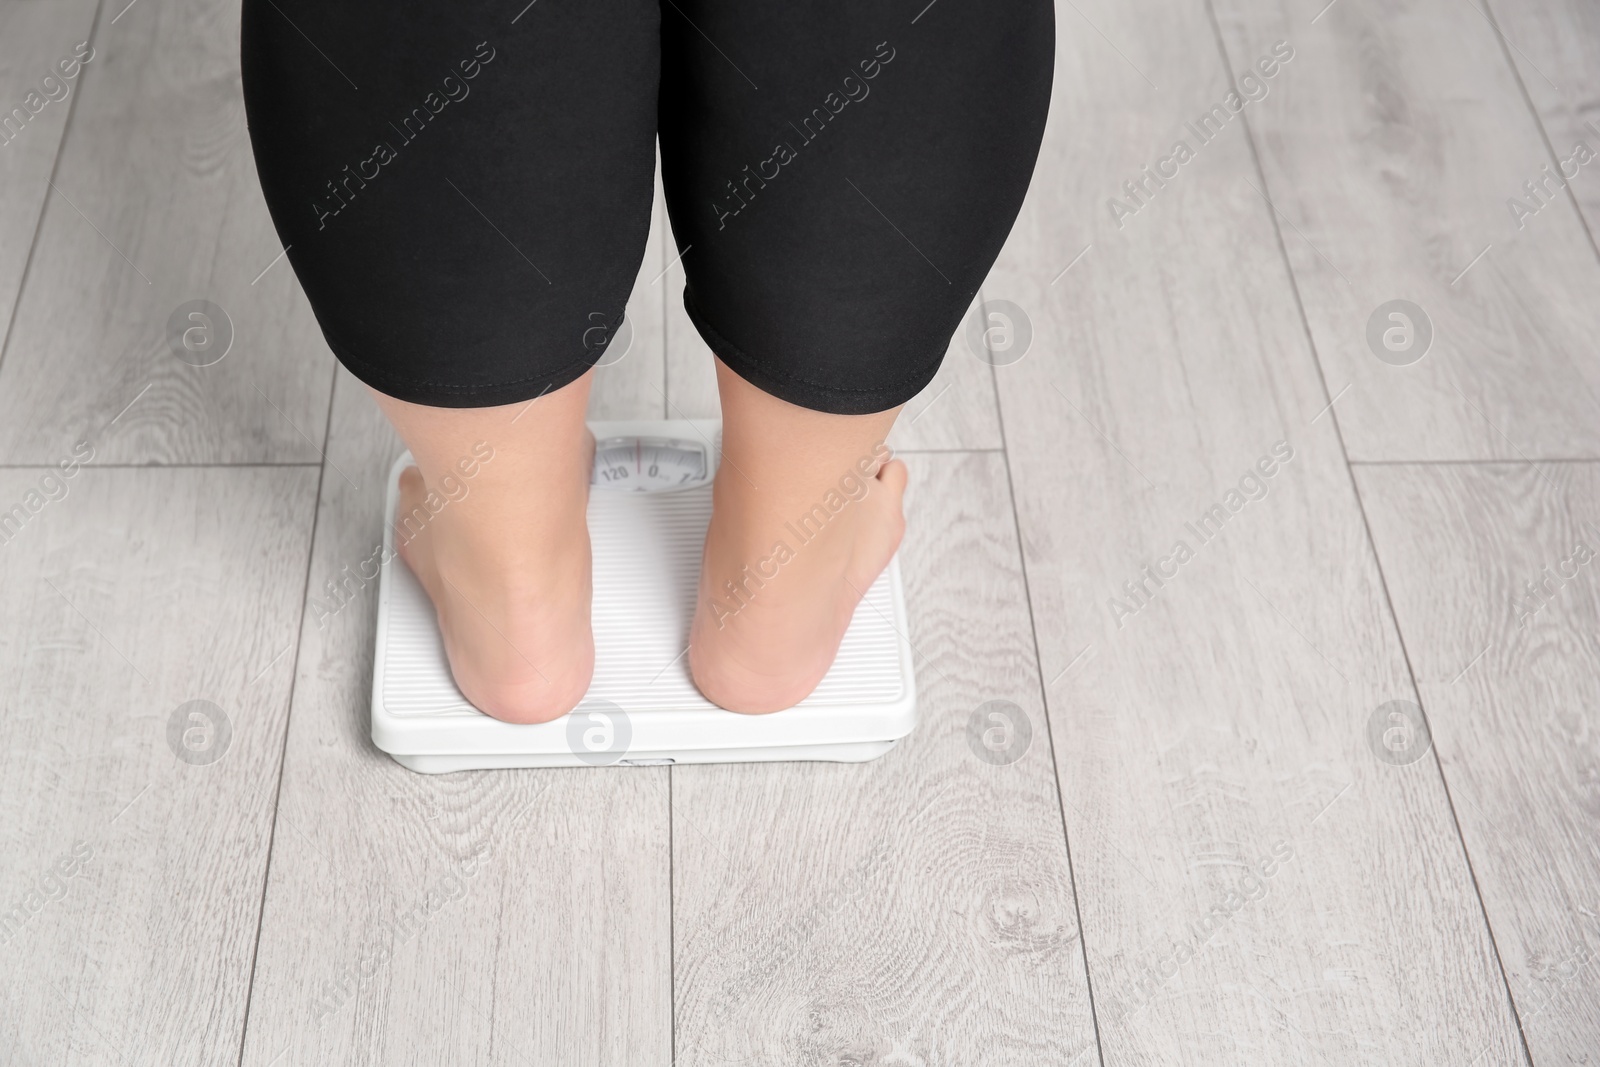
371,419,917,771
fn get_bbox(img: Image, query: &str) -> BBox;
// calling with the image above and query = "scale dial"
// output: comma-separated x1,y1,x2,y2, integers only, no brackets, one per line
591,436,710,492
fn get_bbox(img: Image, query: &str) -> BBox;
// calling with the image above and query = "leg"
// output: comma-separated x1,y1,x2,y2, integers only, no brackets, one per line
662,0,1054,710
375,377,596,723
689,360,908,712
242,0,658,720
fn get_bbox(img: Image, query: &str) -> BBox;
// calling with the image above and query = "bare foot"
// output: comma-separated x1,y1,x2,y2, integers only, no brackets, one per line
376,384,598,725
689,391,908,713
689,456,907,712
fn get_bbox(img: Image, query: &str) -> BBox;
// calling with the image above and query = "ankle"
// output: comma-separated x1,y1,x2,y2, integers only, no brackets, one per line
398,484,589,594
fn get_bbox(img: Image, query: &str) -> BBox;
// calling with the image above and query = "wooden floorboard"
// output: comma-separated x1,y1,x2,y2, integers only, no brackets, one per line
981,0,1531,1061
2,0,1597,1061
1209,0,1600,463
0,0,332,465
1356,460,1600,1064
0,465,318,1064
671,451,1097,1065
1486,0,1600,241
0,0,100,356
235,370,672,1067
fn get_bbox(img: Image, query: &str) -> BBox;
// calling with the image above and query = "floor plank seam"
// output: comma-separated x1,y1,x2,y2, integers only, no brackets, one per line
987,359,1108,1067
231,366,340,1067
1482,0,1600,265
8,0,1594,1057
0,0,106,388
1204,3,1541,1062
1340,469,1541,1067
1350,457,1600,466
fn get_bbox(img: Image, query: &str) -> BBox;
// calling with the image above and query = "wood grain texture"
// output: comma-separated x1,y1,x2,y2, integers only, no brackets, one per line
235,369,671,1067
1486,0,1600,239
1208,0,1600,462
983,0,1530,1061
1355,460,1600,1064
590,160,668,423
3,0,1597,1061
0,0,100,352
0,464,318,1064
672,452,1097,1066
0,0,332,465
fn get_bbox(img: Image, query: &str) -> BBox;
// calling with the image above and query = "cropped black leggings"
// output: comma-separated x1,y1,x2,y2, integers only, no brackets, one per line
242,0,1053,414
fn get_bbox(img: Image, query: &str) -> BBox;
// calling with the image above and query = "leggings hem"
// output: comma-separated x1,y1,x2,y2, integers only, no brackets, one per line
325,332,601,409
682,289,942,416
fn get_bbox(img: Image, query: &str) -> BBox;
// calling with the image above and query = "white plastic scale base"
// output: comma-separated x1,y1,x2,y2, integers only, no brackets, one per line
371,419,917,772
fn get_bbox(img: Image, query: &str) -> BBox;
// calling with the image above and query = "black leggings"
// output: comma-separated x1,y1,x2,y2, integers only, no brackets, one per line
241,0,1053,414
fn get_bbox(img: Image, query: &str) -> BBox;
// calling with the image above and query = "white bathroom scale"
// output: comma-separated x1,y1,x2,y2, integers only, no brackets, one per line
370,419,917,772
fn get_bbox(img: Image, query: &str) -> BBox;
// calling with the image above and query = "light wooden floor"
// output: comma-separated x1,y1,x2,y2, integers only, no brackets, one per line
2,0,1596,1063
